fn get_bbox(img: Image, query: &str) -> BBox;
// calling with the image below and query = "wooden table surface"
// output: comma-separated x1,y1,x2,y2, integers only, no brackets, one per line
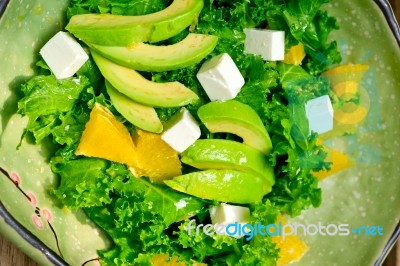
1,1,400,266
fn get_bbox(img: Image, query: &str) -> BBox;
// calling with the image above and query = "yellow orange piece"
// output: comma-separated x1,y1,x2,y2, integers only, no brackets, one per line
75,103,137,166
312,145,355,180
273,215,309,266
334,104,369,125
320,76,370,139
322,64,369,87
333,81,359,100
131,129,182,183
282,43,306,65
323,64,369,75
331,81,369,126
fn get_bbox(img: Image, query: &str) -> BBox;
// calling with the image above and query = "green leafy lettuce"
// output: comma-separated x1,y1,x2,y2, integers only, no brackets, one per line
68,162,279,265
67,0,170,19
265,0,342,74
17,75,89,143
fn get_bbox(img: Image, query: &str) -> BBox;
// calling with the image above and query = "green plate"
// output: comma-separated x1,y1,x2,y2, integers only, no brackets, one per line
0,0,399,265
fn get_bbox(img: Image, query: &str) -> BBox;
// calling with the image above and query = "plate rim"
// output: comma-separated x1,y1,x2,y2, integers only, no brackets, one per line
374,0,400,45
0,0,9,18
0,200,67,266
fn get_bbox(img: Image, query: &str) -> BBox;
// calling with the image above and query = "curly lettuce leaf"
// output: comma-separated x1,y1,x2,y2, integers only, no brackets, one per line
137,179,205,226
17,75,91,143
277,63,311,89
52,155,205,224
52,158,128,208
259,63,334,216
266,0,341,74
84,192,208,264
278,62,335,148
18,75,87,119
238,236,279,266
84,179,280,265
267,130,327,216
50,108,88,146
76,54,103,89
67,0,169,19
235,200,280,265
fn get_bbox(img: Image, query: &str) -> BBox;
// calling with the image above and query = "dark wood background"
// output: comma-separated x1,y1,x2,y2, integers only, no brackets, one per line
0,1,399,265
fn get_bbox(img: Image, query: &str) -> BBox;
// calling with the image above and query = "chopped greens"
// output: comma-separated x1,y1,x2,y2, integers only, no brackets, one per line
17,75,91,143
265,0,342,74
67,0,170,19
16,0,342,264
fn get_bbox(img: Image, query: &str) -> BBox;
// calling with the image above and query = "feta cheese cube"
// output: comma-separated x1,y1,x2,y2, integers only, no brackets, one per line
209,204,250,238
161,108,201,153
40,31,89,79
305,95,334,134
244,28,285,61
196,53,245,101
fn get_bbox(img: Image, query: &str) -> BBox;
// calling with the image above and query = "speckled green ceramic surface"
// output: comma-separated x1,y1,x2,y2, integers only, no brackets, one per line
0,0,399,266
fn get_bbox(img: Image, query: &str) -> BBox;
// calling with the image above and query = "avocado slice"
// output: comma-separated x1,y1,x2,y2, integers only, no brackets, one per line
66,0,204,46
164,169,272,204
89,34,218,72
181,139,274,185
105,81,163,133
92,51,199,107
197,100,273,154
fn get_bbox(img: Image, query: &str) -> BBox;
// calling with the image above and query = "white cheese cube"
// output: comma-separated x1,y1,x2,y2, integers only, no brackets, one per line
209,204,250,238
196,53,245,101
305,95,334,134
244,28,285,61
161,108,201,153
40,31,89,79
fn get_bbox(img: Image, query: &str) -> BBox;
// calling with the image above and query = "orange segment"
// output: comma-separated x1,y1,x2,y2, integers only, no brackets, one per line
273,215,309,266
322,64,369,87
75,106,181,181
282,43,306,65
334,104,369,125
323,64,369,75
75,103,137,166
131,129,182,183
312,145,355,180
319,65,370,140
334,82,370,127
332,81,359,100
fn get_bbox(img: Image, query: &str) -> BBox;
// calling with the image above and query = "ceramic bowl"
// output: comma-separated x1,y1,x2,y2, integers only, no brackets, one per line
0,0,399,265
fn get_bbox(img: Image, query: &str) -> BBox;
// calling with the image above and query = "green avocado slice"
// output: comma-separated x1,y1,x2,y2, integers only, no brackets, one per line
89,34,218,72
164,169,272,204
181,139,275,185
197,100,273,154
92,51,199,107
66,0,204,46
105,81,163,133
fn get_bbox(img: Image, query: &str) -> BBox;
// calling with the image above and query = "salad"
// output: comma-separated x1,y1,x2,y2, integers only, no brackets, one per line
16,0,360,265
